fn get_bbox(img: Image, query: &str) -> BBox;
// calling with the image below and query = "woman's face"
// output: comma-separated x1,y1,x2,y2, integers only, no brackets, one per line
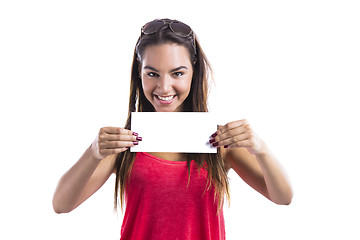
139,43,193,112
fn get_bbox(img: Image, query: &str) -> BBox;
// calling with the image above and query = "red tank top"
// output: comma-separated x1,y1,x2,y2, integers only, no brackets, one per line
120,152,225,240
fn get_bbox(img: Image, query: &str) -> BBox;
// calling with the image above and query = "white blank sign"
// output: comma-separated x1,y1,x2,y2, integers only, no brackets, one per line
130,112,217,153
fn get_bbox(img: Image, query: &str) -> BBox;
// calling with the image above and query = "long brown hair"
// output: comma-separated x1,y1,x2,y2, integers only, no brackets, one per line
114,19,230,214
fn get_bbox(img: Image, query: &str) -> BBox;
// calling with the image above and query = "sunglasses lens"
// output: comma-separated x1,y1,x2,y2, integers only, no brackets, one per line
142,21,164,34
170,22,192,37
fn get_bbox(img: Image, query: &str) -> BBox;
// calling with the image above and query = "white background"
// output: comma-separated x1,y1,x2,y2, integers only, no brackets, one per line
1,0,359,239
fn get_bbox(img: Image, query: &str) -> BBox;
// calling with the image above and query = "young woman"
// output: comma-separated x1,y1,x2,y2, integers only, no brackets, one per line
53,18,293,239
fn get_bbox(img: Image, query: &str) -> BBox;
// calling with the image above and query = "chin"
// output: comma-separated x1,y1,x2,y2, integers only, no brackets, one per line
154,106,179,112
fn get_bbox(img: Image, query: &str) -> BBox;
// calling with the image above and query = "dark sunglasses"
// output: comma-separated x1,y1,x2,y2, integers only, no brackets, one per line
142,19,193,37
141,19,197,54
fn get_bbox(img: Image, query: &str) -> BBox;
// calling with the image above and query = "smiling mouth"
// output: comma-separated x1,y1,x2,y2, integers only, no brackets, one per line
155,95,176,104
156,95,175,101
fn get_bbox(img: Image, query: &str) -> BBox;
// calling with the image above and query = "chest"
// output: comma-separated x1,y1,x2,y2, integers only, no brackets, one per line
126,153,211,199
147,152,187,161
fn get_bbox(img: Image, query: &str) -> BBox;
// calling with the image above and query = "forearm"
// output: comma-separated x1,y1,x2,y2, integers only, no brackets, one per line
52,145,101,213
255,144,293,205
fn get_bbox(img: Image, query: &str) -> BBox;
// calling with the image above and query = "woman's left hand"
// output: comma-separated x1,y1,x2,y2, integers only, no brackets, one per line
209,119,266,155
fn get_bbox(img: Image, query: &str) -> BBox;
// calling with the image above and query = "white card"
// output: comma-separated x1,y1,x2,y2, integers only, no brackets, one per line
130,112,217,153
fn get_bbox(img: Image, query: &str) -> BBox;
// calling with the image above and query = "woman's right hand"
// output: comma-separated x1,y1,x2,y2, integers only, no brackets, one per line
90,127,141,160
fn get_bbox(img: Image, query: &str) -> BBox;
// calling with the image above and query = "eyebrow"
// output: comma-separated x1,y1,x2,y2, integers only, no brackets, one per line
144,66,188,72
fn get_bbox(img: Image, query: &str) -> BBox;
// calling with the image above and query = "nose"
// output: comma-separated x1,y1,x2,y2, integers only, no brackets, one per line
157,75,172,93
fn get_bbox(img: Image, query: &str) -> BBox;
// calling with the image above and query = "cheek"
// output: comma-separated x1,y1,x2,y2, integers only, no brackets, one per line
177,78,192,96
142,78,155,95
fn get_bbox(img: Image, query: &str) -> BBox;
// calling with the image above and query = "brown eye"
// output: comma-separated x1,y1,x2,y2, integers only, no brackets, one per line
173,72,184,77
148,72,159,77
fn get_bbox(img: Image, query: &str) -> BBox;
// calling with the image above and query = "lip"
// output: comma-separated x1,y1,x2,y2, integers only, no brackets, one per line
154,94,176,104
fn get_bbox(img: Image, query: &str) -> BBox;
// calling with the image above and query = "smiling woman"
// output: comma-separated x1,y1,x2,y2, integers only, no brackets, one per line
52,18,292,240
140,43,193,112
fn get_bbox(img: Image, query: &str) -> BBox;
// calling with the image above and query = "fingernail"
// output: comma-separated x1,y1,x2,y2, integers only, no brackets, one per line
136,137,142,141
212,142,219,147
211,132,218,138
133,142,139,145
224,145,229,149
209,138,216,144
132,132,138,136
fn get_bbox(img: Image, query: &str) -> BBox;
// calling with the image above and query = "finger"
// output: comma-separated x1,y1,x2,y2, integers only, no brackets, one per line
210,125,249,146
219,125,248,142
100,133,138,142
211,119,249,138
219,119,248,133
101,127,135,136
216,132,249,147
99,140,138,149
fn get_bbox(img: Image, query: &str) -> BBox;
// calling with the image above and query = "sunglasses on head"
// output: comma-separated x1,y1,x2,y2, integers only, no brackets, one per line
142,19,193,37
141,19,197,54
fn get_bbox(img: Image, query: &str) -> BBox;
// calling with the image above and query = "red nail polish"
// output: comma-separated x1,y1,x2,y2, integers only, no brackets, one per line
136,137,142,141
133,142,139,145
132,132,138,136
224,145,229,149
211,132,218,138
209,138,216,144
212,142,219,147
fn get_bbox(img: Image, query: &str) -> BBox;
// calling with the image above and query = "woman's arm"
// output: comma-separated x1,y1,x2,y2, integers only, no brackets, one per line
225,145,293,205
210,119,293,205
52,146,114,213
52,127,140,213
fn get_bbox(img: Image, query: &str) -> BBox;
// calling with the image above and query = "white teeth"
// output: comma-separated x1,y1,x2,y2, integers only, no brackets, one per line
158,95,175,101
